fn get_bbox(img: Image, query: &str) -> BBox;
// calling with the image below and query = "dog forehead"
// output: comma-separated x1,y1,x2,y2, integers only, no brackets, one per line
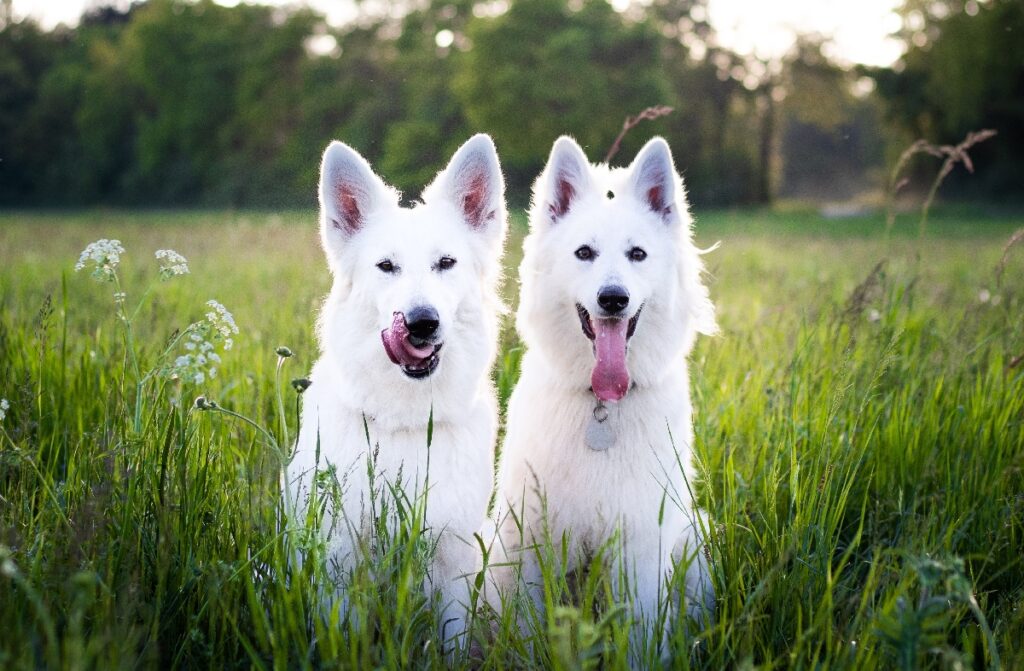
364,205,471,257
555,199,661,246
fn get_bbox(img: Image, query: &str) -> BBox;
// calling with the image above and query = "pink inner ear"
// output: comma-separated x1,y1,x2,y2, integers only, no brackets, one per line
462,174,489,229
647,185,664,212
549,176,576,221
337,186,362,233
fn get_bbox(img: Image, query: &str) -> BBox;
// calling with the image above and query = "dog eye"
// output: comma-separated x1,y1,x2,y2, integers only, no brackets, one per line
376,259,396,273
436,256,457,271
628,247,647,262
575,245,596,261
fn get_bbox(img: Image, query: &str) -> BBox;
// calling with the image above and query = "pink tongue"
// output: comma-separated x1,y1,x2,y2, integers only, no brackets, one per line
381,313,434,366
591,318,630,402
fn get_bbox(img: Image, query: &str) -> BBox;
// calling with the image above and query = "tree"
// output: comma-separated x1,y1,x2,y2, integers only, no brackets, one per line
453,0,670,194
643,0,764,204
0,18,64,202
776,38,887,200
379,0,475,196
873,0,1024,198
118,0,318,204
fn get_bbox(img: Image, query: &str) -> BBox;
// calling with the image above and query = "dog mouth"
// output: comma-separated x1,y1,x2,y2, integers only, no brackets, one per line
381,313,443,380
576,303,642,341
576,303,643,403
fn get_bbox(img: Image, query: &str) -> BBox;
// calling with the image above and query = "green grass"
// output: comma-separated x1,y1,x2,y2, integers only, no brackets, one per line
1,207,1022,669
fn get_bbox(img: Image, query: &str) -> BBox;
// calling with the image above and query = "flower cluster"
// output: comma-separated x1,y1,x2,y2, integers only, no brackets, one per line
155,249,189,279
168,300,240,385
75,239,125,281
205,300,239,349
0,398,8,422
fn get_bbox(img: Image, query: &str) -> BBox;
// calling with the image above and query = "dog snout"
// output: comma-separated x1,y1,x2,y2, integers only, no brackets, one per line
597,285,630,315
405,305,440,342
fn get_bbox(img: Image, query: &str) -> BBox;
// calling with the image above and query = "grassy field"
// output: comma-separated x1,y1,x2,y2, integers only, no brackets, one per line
1,207,1022,669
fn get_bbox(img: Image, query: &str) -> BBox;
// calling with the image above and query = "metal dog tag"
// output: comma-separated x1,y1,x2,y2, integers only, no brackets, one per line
585,402,615,451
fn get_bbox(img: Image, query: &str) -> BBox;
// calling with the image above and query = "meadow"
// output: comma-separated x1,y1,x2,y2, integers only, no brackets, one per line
0,207,1022,669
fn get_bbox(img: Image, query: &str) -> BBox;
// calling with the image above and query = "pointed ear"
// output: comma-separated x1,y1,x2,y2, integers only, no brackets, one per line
318,141,391,257
630,137,678,221
536,136,591,224
432,134,506,235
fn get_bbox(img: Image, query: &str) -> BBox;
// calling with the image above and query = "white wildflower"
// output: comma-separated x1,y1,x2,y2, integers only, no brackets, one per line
205,300,239,338
75,239,125,282
868,309,881,323
113,292,127,305
978,288,991,303
0,398,8,422
165,299,239,386
155,249,189,279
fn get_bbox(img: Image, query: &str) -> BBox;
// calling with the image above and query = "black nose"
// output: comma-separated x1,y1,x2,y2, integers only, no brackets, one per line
405,306,440,341
597,286,630,314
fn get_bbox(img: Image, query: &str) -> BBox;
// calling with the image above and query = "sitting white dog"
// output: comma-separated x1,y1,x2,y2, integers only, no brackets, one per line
490,136,716,656
286,135,507,649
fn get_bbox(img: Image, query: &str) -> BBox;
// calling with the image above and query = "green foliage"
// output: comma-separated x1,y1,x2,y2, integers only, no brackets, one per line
873,0,1024,199
453,0,669,185
0,0,870,208
0,18,65,202
779,38,889,201
1,209,1022,668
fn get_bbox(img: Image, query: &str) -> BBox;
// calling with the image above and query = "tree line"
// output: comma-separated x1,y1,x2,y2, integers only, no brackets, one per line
0,0,1019,208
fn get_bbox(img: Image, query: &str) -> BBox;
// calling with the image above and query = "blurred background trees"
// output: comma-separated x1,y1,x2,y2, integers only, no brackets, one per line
872,0,1023,199
0,0,1019,208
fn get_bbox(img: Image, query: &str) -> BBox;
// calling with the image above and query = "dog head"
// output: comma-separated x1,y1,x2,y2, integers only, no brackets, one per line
518,136,716,401
318,134,506,382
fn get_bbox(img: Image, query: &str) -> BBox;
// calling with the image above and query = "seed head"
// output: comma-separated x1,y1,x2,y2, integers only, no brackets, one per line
276,346,293,358
194,396,219,410
291,378,312,393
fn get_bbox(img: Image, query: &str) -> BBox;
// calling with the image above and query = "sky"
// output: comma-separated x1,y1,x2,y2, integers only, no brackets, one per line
11,0,905,67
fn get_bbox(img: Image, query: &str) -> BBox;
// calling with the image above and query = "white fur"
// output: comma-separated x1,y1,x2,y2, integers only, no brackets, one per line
490,136,716,655
286,135,507,649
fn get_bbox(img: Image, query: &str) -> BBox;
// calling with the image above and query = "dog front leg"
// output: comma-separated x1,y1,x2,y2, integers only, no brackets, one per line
672,510,715,629
612,547,673,665
429,530,477,655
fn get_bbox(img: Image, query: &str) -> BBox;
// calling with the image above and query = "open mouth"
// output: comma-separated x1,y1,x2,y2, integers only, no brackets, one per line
381,313,443,380
399,344,442,379
575,303,643,342
575,303,643,402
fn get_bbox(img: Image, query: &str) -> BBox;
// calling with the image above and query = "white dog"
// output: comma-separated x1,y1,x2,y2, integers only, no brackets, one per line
286,134,507,649
490,136,716,655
